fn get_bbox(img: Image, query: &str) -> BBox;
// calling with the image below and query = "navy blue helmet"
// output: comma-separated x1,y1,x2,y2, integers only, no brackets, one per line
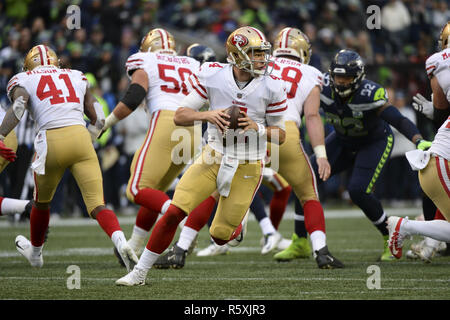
186,43,216,64
329,49,365,98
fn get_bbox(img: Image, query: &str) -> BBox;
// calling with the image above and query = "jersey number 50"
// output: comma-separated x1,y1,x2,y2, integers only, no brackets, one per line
158,64,193,95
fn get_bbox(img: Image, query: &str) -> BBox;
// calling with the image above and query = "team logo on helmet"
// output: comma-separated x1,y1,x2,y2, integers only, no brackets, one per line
231,34,249,47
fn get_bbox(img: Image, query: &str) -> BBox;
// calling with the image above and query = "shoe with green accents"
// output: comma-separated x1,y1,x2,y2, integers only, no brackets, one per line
273,233,311,262
380,235,396,261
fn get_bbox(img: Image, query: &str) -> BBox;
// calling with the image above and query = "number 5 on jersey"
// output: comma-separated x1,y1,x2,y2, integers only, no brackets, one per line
37,74,80,105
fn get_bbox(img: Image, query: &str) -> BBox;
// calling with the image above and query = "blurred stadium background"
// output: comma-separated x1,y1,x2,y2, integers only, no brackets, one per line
0,0,448,218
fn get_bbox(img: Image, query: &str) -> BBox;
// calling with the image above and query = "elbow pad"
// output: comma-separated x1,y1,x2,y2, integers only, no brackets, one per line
12,96,26,120
380,105,419,140
120,83,147,111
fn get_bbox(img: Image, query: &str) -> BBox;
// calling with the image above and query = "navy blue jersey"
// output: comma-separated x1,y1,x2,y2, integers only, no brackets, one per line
320,73,391,148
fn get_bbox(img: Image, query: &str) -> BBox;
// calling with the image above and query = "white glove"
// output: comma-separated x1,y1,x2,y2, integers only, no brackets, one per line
412,93,434,120
87,123,103,143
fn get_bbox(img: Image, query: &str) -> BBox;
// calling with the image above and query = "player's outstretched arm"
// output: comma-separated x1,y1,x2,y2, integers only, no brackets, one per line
377,102,430,150
303,86,330,181
101,69,148,135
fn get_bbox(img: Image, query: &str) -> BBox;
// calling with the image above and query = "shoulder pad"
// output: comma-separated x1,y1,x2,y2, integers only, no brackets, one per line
125,52,149,77
198,62,226,77
6,72,27,102
348,79,387,111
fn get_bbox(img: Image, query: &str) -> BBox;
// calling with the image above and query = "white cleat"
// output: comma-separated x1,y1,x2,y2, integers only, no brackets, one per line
115,266,147,286
228,209,249,247
413,237,442,263
117,242,139,272
196,242,230,257
277,238,292,250
261,231,282,255
15,235,43,268
386,216,409,259
127,238,144,258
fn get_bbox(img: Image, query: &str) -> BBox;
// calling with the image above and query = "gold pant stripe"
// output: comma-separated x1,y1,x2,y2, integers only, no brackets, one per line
129,110,160,197
436,157,450,197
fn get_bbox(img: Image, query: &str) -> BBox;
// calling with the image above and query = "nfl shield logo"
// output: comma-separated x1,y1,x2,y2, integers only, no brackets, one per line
237,93,242,99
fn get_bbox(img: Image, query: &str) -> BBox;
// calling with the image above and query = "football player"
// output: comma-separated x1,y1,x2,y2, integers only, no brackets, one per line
267,27,343,268
0,107,32,218
289,49,432,261
115,26,287,286
99,29,220,261
393,21,450,262
1,45,138,269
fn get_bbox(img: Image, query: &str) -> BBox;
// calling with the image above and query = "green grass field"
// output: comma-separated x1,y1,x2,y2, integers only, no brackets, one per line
1,206,449,301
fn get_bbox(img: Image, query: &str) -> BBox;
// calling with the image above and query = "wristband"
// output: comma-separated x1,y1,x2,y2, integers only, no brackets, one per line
257,123,266,137
313,145,327,159
104,113,119,130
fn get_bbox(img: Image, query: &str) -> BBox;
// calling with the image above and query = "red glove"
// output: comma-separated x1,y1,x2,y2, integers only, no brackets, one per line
0,140,17,162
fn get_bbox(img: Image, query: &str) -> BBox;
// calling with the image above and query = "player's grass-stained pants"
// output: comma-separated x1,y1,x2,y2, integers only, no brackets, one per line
33,125,104,215
172,145,263,241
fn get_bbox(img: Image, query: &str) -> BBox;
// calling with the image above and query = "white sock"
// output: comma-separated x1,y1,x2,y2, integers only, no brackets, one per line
259,217,277,235
129,225,148,248
1,198,29,216
111,230,127,249
161,200,171,214
32,245,43,257
177,226,198,251
137,248,160,270
310,230,326,252
402,219,450,242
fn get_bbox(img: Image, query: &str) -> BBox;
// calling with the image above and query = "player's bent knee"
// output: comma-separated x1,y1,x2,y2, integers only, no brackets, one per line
210,225,233,242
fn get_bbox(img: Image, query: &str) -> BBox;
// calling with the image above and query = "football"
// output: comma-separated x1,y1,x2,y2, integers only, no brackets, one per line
224,105,242,131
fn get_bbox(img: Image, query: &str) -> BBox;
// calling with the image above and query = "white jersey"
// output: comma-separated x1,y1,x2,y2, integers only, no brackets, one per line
271,57,323,127
429,116,450,160
125,52,200,115
426,48,450,102
183,62,287,160
6,66,87,131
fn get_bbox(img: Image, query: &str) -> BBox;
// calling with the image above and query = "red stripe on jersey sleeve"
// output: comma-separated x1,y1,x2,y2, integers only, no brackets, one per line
266,105,287,113
268,99,287,107
192,74,207,94
188,77,208,99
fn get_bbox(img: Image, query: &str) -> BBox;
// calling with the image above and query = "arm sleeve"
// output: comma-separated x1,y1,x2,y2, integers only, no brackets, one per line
380,105,420,140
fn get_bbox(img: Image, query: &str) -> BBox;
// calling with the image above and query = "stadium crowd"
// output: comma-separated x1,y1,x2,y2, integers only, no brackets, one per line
0,0,447,217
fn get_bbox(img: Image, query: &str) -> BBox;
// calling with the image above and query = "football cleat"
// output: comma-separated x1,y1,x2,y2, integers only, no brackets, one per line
116,242,139,272
228,209,249,247
380,235,396,261
261,231,282,255
196,241,230,257
277,238,292,250
314,245,344,269
273,233,311,262
19,201,32,222
115,266,147,286
387,216,409,259
153,244,187,269
412,237,443,263
15,235,43,268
